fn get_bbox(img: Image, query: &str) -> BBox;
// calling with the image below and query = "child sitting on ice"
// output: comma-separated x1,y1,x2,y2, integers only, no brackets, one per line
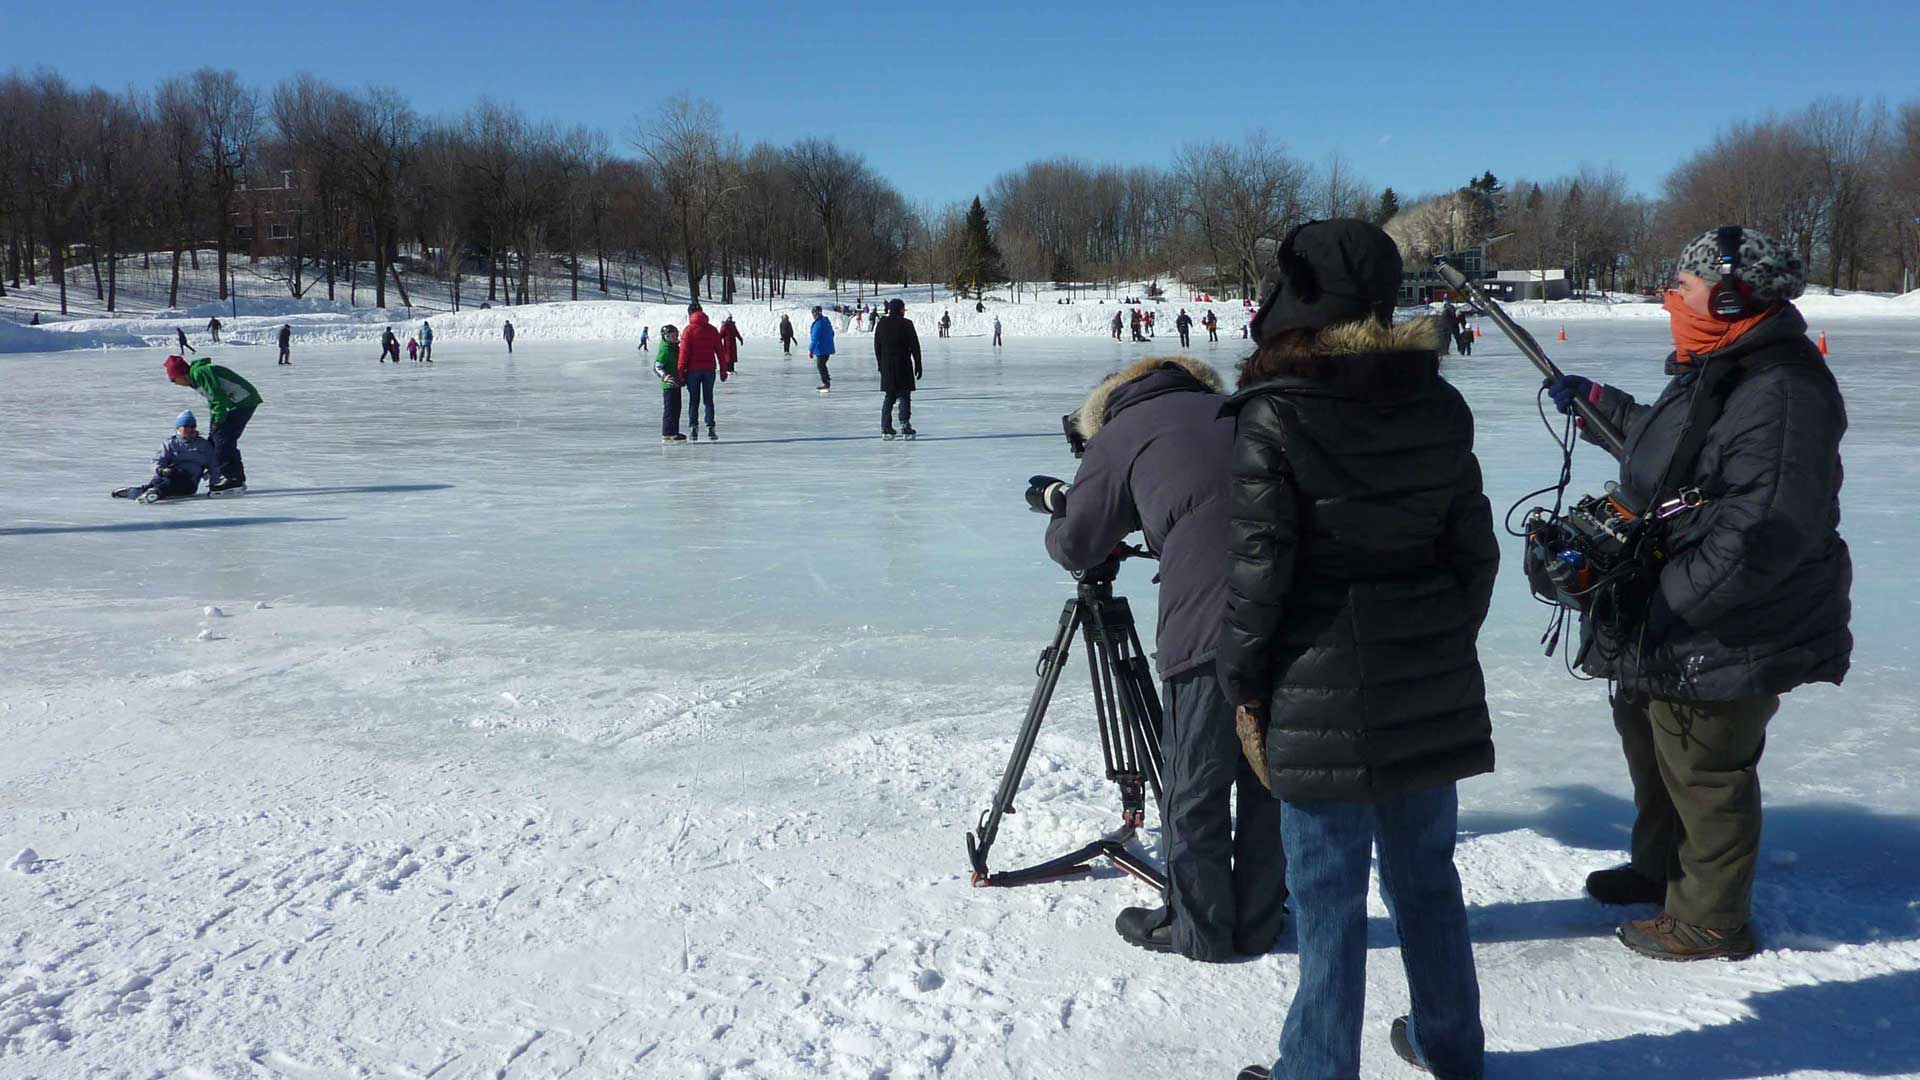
112,410,217,500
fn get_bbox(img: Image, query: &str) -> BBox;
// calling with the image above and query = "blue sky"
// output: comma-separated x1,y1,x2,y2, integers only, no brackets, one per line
5,0,1917,206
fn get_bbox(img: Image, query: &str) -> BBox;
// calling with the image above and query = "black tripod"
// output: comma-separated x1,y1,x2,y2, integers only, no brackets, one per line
966,547,1168,892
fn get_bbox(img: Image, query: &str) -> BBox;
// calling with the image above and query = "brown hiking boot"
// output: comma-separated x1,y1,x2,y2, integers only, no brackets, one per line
1618,914,1756,961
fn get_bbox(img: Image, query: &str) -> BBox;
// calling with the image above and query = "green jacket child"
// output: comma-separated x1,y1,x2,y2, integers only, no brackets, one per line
166,355,262,424
653,327,681,390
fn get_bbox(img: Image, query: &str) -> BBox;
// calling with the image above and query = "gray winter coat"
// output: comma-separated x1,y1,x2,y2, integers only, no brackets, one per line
156,433,217,485
1580,304,1851,701
1218,318,1499,803
1045,356,1232,679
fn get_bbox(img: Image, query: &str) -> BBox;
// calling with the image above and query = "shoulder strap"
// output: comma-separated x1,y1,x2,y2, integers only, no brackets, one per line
1652,358,1742,504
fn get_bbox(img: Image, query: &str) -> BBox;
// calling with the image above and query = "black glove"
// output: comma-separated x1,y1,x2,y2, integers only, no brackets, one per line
1545,374,1594,416
1025,475,1069,515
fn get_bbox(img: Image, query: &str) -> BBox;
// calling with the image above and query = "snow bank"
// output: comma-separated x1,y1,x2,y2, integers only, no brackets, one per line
0,320,150,354
12,277,1920,354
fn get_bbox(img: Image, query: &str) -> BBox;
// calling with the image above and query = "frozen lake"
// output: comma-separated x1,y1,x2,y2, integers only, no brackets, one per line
4,318,1920,1077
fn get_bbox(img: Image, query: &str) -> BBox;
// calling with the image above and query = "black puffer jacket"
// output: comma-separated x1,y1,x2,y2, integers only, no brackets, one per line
1219,318,1499,803
874,313,922,393
1580,304,1851,700
1045,356,1231,679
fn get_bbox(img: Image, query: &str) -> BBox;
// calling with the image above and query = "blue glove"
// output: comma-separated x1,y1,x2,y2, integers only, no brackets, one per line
1545,374,1594,416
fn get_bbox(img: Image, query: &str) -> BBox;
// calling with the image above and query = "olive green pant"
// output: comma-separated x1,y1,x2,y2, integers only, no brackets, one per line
1612,692,1780,930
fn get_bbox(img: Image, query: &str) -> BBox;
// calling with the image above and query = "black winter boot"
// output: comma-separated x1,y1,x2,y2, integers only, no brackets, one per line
1390,1016,1432,1074
1585,865,1665,906
1114,905,1173,953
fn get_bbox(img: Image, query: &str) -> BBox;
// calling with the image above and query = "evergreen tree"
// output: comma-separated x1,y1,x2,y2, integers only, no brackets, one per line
1371,186,1401,226
1469,170,1503,194
948,196,1007,299
1049,249,1076,285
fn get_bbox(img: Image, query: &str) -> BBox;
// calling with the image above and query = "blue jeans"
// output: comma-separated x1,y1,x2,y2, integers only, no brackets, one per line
1271,784,1483,1080
685,369,716,429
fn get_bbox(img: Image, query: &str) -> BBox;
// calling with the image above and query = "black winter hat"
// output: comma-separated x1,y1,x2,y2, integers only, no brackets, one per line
886,298,904,315
688,301,703,314
1251,219,1403,343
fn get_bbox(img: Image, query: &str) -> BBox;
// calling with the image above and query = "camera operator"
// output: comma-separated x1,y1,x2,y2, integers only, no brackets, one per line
1028,354,1288,963
1545,226,1851,962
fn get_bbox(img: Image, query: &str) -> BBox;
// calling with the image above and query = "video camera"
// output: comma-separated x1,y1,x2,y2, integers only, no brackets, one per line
1062,412,1087,458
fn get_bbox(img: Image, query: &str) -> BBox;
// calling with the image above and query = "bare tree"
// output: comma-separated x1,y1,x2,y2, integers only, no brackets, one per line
1175,133,1310,298
632,97,725,302
786,136,871,294
188,68,257,301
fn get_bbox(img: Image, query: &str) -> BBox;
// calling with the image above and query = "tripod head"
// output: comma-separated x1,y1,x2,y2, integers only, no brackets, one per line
1073,542,1155,591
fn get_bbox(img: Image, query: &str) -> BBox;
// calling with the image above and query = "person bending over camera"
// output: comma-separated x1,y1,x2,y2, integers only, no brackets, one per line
1546,227,1850,963
1028,354,1288,963
1221,219,1498,1080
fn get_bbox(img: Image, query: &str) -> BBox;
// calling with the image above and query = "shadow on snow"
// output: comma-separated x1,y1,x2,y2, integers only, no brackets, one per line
0,516,343,537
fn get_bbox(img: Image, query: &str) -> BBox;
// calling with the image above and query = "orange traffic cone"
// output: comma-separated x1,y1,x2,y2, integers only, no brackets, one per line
1558,325,1567,342
1818,331,1829,356
1475,326,1482,339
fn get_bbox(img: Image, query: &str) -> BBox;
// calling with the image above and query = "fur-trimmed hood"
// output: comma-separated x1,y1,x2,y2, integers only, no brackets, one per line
1074,354,1225,438
1236,316,1445,392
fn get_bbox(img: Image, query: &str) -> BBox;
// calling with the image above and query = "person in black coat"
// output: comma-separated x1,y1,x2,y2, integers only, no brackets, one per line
1222,219,1497,1080
873,298,922,437
1546,226,1850,963
1033,354,1288,962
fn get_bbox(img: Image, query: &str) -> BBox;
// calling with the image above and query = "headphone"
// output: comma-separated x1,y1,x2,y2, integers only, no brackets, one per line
1710,225,1748,318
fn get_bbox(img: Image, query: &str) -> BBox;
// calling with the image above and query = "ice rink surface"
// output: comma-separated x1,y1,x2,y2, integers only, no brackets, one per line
4,318,1920,1077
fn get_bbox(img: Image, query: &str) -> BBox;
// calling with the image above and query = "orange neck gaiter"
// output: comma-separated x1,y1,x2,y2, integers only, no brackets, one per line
1664,290,1774,364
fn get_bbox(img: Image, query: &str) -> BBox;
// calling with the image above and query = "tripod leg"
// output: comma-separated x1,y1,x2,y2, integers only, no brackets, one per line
968,599,1084,883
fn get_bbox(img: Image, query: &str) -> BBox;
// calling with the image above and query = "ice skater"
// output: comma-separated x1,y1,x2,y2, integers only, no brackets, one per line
992,316,1003,348
1175,308,1192,348
207,316,222,344
938,310,951,338
778,313,796,355
654,323,686,443
502,320,515,354
809,305,835,392
1454,313,1473,356
111,409,217,501
176,327,192,353
277,323,292,365
678,302,723,440
164,353,260,493
1203,309,1218,342
874,298,922,440
407,336,420,361
719,314,743,377
420,321,434,362
1111,311,1123,341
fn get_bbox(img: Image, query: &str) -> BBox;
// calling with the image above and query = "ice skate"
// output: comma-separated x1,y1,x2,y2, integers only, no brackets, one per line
900,425,917,440
689,428,700,441
209,479,247,496
661,433,687,444
111,486,141,499
882,430,897,441
706,424,717,441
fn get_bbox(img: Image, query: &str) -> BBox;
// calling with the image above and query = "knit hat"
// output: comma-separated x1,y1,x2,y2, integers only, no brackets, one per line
687,301,703,314
175,410,197,428
1251,219,1403,343
164,355,189,380
1676,226,1806,306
